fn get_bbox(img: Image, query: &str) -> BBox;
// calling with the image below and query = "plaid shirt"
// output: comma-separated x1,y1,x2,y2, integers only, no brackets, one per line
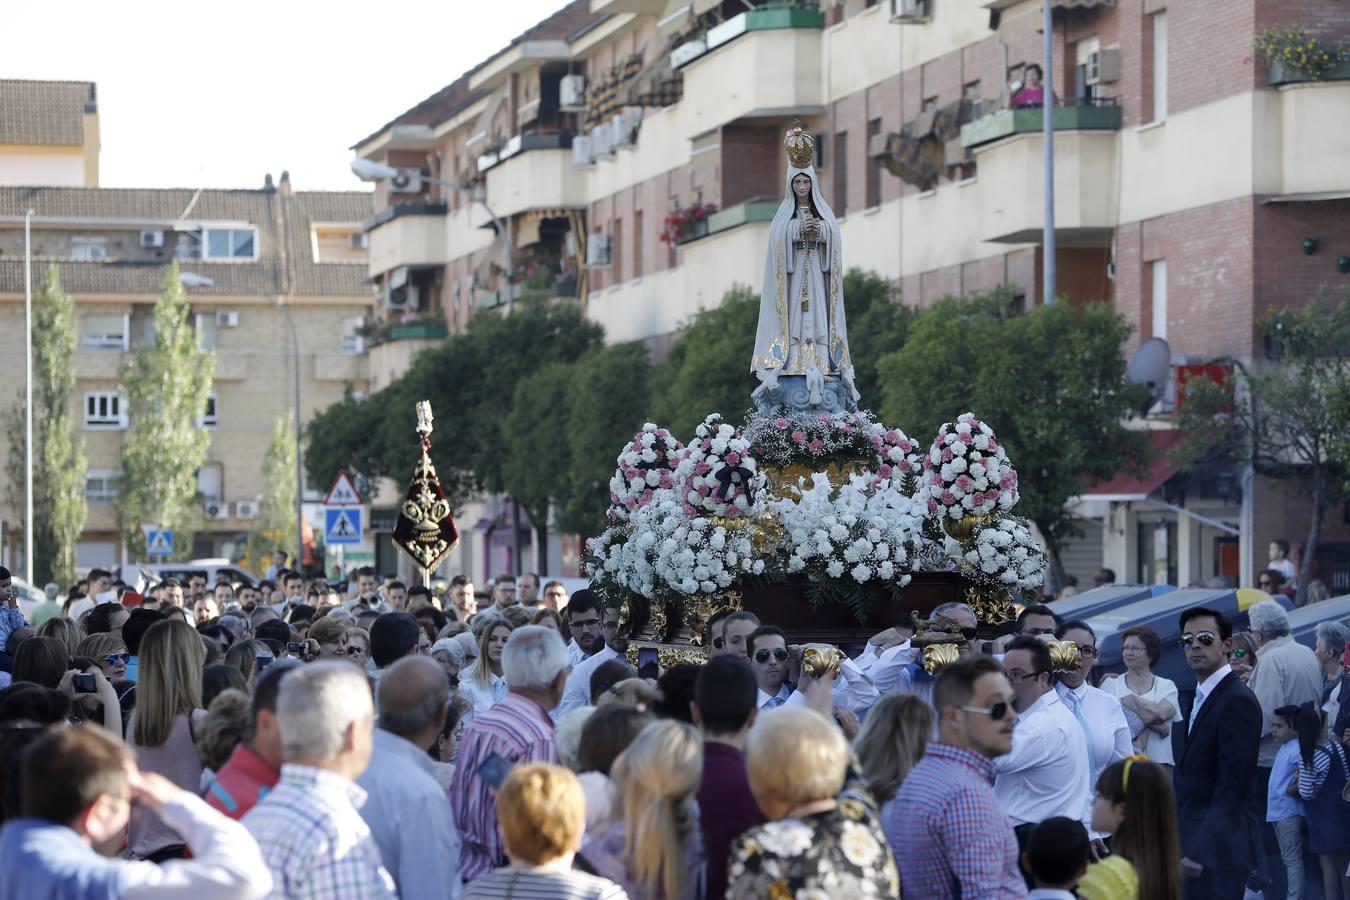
243,764,396,900
889,743,1027,900
450,692,557,880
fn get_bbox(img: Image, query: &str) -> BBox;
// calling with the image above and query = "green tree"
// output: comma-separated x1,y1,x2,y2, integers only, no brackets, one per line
1179,292,1350,604
838,269,916,406
118,264,216,560
3,266,88,584
878,293,1147,588
245,416,298,569
502,362,573,568
655,285,759,439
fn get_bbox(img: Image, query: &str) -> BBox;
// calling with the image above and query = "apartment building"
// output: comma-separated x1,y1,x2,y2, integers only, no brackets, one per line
354,0,1350,590
0,80,100,187
0,81,374,572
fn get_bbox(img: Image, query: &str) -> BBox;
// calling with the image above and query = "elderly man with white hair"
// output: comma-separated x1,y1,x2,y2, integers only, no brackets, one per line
244,662,395,899
1317,621,1350,739
450,625,569,881
1248,600,1324,769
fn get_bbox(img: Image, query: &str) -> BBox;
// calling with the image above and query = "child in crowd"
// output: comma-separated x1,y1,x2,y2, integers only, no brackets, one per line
1022,816,1089,900
1269,705,1307,900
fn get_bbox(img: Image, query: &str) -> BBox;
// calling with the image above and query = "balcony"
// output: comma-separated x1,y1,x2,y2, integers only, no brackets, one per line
312,352,368,384
365,202,448,278
484,137,587,220
1273,80,1350,197
963,106,1122,244
678,8,825,138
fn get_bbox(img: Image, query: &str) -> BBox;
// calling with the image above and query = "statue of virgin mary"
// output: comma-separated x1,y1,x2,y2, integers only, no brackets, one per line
751,121,859,411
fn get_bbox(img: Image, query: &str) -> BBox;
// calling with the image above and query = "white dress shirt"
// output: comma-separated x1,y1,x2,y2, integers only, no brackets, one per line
1055,681,1133,777
858,641,920,696
994,690,1092,828
357,729,462,899
782,655,880,716
459,663,508,719
1189,663,1233,733
567,638,586,668
757,682,793,710
555,644,620,718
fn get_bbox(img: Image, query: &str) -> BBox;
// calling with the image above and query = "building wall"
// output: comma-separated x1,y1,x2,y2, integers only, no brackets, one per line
0,145,87,187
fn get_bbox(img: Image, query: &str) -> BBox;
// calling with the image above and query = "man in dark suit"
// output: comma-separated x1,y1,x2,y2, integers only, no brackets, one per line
1175,606,1263,900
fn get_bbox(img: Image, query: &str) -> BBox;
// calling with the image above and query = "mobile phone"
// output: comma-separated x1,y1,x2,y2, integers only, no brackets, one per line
73,673,97,694
475,751,513,790
637,647,660,681
287,642,306,656
256,654,274,670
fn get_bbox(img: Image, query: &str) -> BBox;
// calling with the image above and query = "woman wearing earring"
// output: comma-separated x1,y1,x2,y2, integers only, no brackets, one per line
1078,755,1181,900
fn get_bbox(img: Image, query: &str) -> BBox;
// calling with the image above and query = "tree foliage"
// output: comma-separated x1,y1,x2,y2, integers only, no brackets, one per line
878,293,1147,587
245,416,298,570
3,265,87,584
1176,291,1350,603
655,285,759,440
118,264,215,560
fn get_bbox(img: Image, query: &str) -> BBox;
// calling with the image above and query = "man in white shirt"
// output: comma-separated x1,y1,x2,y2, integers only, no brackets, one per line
894,602,981,707
995,636,1091,843
748,626,793,709
563,591,608,669
358,656,461,899
555,599,622,718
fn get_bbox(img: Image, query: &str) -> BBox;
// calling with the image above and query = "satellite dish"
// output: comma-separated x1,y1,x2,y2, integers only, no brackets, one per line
1127,337,1171,412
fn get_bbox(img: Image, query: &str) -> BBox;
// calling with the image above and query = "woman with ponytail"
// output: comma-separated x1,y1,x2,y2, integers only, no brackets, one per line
580,719,705,900
1078,755,1181,900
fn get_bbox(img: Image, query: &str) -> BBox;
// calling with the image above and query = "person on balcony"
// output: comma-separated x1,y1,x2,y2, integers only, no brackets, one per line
1012,64,1052,109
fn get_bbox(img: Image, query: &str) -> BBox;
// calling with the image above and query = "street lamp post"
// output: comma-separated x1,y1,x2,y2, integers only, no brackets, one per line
181,272,305,572
23,209,34,584
1042,0,1057,306
349,159,515,313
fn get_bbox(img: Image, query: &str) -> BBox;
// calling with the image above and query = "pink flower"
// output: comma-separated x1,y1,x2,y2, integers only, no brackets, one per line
726,451,741,466
817,414,832,423
940,490,957,506
870,435,884,451
791,431,807,445
723,506,742,519
659,472,674,488
928,499,939,514
774,417,789,430
808,439,824,453
840,424,854,434
638,490,653,506
697,483,711,497
683,502,697,516
899,440,913,453
702,438,713,450
955,475,974,492
878,464,893,479
1000,470,1018,489
695,461,712,476
930,473,943,486
972,491,986,505
898,460,912,472
941,448,954,463
656,428,670,438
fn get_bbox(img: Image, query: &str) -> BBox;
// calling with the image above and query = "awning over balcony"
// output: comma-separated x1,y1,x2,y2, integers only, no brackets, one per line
1082,431,1184,502
516,208,582,246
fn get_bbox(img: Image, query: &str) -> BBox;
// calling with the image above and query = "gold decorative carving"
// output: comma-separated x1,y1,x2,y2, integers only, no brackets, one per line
784,118,816,168
1048,640,1082,674
802,646,842,680
943,514,989,543
922,643,961,675
965,583,1016,627
393,402,459,575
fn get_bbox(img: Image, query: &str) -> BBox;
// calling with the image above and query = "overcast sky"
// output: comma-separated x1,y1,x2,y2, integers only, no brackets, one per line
3,0,570,192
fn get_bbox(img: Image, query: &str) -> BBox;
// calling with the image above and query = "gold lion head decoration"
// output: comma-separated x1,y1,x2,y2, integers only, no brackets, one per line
1047,640,1082,674
802,646,842,680
784,118,816,168
912,613,967,676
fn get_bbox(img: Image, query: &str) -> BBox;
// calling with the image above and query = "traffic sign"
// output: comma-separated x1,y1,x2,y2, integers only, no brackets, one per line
323,470,362,506
324,507,363,545
146,529,174,557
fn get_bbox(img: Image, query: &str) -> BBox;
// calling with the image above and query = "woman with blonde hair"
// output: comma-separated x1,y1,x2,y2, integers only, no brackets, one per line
126,618,206,860
461,619,513,716
852,692,932,840
36,616,83,659
581,719,705,900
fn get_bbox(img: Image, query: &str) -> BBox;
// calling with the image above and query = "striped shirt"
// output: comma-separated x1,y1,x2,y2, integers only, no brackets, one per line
450,692,558,880
243,764,395,899
461,867,628,900
890,742,1027,900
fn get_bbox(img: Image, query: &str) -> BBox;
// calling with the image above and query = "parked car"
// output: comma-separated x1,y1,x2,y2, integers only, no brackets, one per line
138,559,259,588
10,576,49,619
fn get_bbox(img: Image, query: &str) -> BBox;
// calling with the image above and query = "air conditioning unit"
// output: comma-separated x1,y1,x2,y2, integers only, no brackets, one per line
387,283,420,310
560,74,587,111
1097,48,1121,83
612,110,641,149
349,233,369,249
388,168,422,193
891,0,931,23
215,310,239,327
590,123,614,159
586,233,612,269
140,229,165,248
572,135,595,169
234,500,259,519
205,500,229,520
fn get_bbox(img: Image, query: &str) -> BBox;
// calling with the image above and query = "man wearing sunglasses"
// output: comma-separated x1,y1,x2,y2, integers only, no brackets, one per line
994,635,1092,854
1175,605,1262,900
893,602,981,707
747,626,793,709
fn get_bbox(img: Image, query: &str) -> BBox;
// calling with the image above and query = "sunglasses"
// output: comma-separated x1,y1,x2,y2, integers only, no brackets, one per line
1228,647,1249,659
712,636,725,649
1180,632,1219,648
1258,580,1273,588
104,653,131,666
961,702,1014,721
960,627,979,641
755,648,790,663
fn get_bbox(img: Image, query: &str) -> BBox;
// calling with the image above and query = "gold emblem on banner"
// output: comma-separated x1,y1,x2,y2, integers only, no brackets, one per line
393,401,460,574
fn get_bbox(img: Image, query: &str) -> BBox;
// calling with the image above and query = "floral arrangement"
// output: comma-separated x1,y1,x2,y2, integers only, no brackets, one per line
607,423,684,522
659,201,720,244
775,473,925,610
868,424,922,489
960,516,1046,590
921,413,1020,522
744,409,877,469
676,414,765,519
1255,25,1349,81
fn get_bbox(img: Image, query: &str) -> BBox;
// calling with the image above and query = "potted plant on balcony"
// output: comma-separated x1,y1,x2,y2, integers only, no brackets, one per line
1257,25,1350,85
660,201,719,245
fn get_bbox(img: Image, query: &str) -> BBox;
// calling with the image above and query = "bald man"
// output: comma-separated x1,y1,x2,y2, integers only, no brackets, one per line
357,656,462,898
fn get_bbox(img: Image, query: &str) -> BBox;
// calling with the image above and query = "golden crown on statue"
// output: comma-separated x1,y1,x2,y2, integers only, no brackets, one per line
784,119,815,168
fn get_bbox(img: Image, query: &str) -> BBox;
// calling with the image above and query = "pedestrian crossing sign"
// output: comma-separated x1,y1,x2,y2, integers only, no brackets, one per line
146,529,174,557
324,507,363,545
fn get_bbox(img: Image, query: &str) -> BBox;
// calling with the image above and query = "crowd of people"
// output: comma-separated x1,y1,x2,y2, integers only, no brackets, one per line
1,557,1349,899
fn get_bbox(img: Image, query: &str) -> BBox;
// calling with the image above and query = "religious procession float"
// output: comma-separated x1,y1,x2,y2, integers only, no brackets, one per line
580,123,1048,667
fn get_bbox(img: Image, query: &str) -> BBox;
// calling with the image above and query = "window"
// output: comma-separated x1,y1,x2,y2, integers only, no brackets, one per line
341,317,365,354
633,210,644,279
201,393,218,428
203,228,257,260
197,463,223,502
194,313,218,351
71,237,107,259
84,470,121,503
1152,13,1168,122
833,132,848,216
84,391,127,429
1151,260,1168,340
612,218,624,283
865,119,882,209
83,314,128,351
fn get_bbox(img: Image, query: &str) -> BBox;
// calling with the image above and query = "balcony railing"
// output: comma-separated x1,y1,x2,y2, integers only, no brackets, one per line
674,4,824,70
476,131,574,174
960,103,1122,150
676,198,778,245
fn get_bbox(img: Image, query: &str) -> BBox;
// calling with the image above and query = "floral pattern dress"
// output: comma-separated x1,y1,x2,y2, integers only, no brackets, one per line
726,800,900,900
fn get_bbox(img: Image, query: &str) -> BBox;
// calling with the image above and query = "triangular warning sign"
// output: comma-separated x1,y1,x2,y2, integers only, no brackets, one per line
331,510,357,538
147,531,172,554
324,470,362,506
